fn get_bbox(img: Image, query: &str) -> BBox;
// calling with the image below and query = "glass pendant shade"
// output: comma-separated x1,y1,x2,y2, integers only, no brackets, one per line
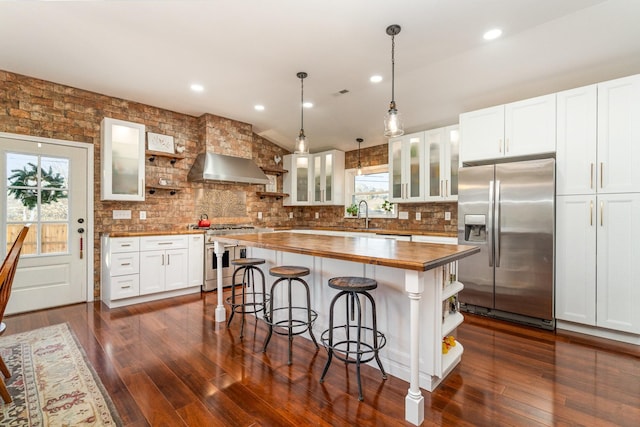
295,130,308,154
356,137,363,175
384,103,404,137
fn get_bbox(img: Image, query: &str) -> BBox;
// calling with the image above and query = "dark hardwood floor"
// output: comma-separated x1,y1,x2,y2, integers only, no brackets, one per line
5,290,639,426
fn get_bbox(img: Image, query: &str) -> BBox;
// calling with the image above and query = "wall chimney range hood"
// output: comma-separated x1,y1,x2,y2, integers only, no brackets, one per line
187,152,269,185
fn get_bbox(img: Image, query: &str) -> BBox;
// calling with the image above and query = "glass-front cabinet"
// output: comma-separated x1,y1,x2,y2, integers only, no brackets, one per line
425,125,459,201
313,150,345,205
388,132,425,203
100,117,145,201
283,153,312,206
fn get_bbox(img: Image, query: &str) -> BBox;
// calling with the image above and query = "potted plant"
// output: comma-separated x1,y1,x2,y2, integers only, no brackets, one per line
346,203,358,216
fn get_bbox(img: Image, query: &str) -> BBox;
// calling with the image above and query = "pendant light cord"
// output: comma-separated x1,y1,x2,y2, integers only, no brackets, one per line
300,76,304,133
391,33,395,104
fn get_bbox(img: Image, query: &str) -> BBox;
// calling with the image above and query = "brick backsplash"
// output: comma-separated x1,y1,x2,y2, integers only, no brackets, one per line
1,70,456,300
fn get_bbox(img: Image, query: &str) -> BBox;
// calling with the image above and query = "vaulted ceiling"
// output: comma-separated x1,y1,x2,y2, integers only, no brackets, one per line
2,1,640,153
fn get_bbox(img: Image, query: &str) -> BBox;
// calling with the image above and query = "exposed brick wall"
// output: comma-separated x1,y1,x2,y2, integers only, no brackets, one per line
0,70,456,301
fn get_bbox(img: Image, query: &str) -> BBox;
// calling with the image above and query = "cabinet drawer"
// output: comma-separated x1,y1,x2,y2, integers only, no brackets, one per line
110,275,140,300
140,235,188,251
111,237,140,253
111,252,140,276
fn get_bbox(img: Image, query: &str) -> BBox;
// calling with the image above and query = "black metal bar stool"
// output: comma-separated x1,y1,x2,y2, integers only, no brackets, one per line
226,258,268,339
263,265,318,365
319,276,387,401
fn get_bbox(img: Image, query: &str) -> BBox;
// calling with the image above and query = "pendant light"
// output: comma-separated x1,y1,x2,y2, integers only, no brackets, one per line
295,71,309,154
356,138,363,175
384,24,404,137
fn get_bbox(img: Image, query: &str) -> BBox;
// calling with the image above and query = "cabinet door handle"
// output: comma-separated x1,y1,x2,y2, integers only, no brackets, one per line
121,262,131,266
446,179,449,197
590,200,593,226
162,254,165,265
498,139,502,153
506,138,509,153
590,163,594,189
158,242,172,245
121,243,131,247
600,162,603,189
440,180,444,197
600,201,604,226
167,254,170,265
121,285,131,289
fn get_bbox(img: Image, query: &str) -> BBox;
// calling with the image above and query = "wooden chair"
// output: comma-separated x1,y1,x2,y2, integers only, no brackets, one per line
0,225,30,404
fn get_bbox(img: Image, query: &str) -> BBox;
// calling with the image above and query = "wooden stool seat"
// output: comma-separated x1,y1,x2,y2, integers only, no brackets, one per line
269,265,310,278
231,258,266,267
328,276,377,292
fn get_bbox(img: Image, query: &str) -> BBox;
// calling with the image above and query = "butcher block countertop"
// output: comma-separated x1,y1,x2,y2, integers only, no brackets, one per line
213,231,479,272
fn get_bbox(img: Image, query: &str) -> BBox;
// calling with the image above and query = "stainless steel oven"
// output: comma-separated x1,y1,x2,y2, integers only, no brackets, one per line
203,243,246,291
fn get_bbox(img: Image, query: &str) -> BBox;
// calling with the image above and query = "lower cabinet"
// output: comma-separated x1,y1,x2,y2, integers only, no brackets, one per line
556,194,640,337
102,233,201,308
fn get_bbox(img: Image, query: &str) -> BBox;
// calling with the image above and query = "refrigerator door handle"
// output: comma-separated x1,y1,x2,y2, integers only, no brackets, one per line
495,180,501,268
488,180,495,267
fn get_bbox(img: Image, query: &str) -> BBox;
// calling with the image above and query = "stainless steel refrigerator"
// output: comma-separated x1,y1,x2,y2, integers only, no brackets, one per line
457,158,555,329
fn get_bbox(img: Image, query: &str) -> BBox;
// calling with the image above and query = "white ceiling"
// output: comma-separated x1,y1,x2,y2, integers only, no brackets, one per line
2,1,640,153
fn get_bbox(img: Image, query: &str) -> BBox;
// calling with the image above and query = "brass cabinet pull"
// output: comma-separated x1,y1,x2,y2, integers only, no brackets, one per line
498,139,502,153
590,200,593,226
590,163,594,189
446,179,449,197
506,138,509,153
600,162,603,189
600,201,604,226
441,180,444,197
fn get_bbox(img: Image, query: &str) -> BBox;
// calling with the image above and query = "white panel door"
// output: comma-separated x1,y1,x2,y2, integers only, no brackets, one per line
140,250,165,295
505,93,556,158
556,85,597,195
597,74,640,193
555,195,596,325
2,135,89,314
596,193,640,333
164,248,189,291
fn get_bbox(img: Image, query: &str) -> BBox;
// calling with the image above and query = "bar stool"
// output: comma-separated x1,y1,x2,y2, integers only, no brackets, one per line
226,258,268,339
263,266,318,365
319,276,387,401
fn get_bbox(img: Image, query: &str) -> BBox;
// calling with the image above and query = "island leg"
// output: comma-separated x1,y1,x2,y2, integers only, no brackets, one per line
404,269,424,425
214,240,226,323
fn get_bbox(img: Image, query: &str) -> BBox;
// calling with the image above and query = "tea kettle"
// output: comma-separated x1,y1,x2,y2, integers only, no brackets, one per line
198,214,210,228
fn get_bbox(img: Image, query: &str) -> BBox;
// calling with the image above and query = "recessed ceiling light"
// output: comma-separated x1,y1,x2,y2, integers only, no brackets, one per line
254,104,265,111
190,83,204,92
303,102,313,108
370,75,383,83
483,28,502,41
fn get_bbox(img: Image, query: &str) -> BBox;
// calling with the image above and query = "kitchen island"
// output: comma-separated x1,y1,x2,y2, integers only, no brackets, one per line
212,231,479,426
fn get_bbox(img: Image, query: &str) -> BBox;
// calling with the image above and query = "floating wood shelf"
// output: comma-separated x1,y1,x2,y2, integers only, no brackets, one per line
146,185,181,195
260,166,288,176
256,191,288,200
147,150,186,165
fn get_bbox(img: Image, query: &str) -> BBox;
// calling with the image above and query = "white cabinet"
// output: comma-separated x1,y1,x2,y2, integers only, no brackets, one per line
389,132,425,202
102,237,140,302
312,150,345,204
188,234,204,287
556,85,598,195
556,194,640,334
597,74,640,193
101,233,200,308
283,154,312,205
140,235,189,295
100,117,145,201
555,195,597,325
460,94,556,163
425,125,459,201
283,151,345,206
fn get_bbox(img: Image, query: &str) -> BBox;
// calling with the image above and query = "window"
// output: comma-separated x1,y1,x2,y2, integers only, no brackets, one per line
344,165,396,218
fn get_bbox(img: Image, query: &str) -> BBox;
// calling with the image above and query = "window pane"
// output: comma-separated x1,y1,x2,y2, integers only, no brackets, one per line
41,190,69,221
6,224,36,255
41,223,68,254
6,153,38,187
41,157,70,188
355,173,389,193
6,190,38,221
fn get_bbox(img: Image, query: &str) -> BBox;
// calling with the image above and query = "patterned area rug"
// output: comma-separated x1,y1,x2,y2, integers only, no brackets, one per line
0,323,122,426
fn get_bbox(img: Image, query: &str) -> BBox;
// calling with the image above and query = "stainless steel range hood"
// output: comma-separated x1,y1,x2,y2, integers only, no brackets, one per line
187,152,269,185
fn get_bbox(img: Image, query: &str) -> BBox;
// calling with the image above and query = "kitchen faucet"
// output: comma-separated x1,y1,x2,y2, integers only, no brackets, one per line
358,200,370,229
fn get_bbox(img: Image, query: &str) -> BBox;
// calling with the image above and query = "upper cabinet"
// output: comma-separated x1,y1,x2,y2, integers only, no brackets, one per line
460,94,556,163
557,74,640,195
425,125,459,201
283,150,345,206
100,117,145,201
313,150,345,205
389,132,425,203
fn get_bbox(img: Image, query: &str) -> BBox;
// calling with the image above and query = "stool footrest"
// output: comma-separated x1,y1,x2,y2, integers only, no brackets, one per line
263,306,318,335
320,325,387,365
